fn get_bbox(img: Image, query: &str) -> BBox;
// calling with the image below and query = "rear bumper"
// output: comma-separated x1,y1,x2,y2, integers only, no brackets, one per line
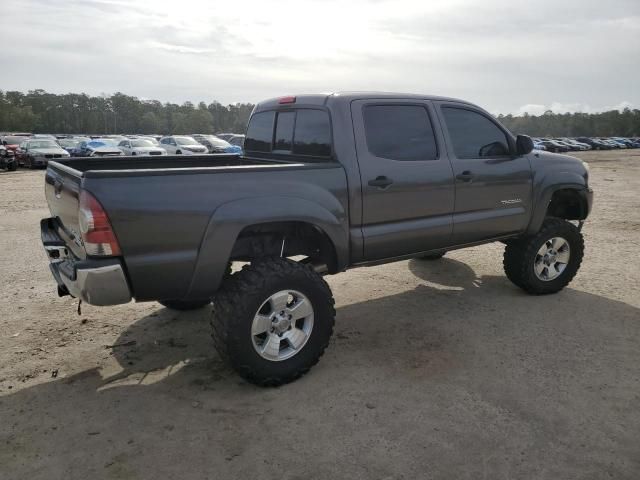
41,218,132,306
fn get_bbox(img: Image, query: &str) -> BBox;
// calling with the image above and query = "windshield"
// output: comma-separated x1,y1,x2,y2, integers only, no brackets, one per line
28,140,58,149
175,136,199,145
131,139,154,147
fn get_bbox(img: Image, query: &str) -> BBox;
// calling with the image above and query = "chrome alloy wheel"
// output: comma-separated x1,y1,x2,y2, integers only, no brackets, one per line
534,237,571,281
251,290,314,361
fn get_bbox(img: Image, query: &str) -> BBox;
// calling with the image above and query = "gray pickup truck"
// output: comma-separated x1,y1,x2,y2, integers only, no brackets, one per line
41,92,593,385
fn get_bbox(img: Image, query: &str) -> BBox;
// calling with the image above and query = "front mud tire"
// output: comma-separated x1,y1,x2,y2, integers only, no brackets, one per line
211,258,335,387
503,218,584,295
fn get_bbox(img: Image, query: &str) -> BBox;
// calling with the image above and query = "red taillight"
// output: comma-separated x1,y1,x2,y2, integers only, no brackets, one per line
78,191,121,256
278,96,296,104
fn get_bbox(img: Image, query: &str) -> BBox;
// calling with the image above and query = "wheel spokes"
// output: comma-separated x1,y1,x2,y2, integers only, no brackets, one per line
269,291,290,312
556,249,570,264
261,333,281,360
252,314,272,336
288,297,313,320
551,237,565,250
285,328,307,350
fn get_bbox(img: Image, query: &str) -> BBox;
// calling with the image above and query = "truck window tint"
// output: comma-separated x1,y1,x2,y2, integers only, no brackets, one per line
442,107,510,159
293,110,331,157
245,111,275,152
363,105,437,161
274,112,295,151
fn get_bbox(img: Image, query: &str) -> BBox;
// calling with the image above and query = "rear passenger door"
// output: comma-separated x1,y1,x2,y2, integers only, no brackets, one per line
352,100,455,260
435,102,533,244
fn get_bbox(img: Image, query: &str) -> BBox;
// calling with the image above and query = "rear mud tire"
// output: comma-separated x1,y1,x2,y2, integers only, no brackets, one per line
211,257,335,387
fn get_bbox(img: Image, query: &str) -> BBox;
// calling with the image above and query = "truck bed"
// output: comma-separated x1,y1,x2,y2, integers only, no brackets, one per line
44,153,349,301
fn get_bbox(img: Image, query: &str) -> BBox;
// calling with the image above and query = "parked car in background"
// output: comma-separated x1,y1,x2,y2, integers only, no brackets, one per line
140,136,161,145
610,137,632,148
540,140,570,153
599,139,623,149
1,135,31,157
57,138,82,154
75,139,124,157
15,138,70,168
192,134,242,154
227,134,245,150
0,144,18,171
553,139,586,151
558,138,591,150
159,136,208,155
532,139,547,151
576,137,610,150
215,133,234,141
117,138,167,156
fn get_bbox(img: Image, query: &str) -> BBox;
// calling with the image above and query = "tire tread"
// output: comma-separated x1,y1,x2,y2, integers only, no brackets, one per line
211,257,335,386
503,217,584,295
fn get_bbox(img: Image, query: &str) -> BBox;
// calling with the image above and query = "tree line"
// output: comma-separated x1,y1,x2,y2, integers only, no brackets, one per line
0,89,254,135
1,89,638,137
497,109,639,137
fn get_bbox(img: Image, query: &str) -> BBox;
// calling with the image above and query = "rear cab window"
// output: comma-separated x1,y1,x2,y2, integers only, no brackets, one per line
245,108,333,160
363,105,438,161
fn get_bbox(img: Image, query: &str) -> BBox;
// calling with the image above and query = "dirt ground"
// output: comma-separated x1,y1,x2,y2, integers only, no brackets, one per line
1,150,639,479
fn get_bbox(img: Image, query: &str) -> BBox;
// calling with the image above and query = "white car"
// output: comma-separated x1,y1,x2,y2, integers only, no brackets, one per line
118,138,167,156
159,136,208,155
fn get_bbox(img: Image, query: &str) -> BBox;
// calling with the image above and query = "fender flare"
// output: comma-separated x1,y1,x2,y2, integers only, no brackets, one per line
185,196,348,299
527,172,589,234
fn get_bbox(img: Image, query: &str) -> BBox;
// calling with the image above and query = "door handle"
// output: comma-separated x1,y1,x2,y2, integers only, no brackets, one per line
456,171,475,182
368,176,393,189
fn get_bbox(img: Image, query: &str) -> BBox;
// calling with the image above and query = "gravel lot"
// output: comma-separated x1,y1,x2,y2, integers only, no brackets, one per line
1,150,639,479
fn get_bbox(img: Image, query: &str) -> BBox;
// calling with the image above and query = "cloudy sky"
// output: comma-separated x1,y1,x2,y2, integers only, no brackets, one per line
4,0,639,114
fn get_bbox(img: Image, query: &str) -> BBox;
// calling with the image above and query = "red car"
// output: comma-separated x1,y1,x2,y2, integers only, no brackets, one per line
1,134,31,160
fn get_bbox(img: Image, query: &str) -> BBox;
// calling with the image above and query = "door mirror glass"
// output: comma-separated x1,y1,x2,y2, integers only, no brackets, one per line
516,134,534,155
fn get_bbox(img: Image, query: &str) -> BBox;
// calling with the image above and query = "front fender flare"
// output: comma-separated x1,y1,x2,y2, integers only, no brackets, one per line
527,172,590,234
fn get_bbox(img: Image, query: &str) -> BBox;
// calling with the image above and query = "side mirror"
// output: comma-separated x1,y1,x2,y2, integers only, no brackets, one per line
516,134,534,155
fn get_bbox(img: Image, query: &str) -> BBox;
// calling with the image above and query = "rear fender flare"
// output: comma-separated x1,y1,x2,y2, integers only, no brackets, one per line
185,196,347,299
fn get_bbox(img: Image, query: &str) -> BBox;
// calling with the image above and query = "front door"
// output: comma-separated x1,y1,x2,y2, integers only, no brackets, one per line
352,99,455,261
435,102,533,245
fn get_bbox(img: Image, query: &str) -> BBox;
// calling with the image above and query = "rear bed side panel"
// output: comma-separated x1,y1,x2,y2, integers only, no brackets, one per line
83,165,349,302
82,174,215,301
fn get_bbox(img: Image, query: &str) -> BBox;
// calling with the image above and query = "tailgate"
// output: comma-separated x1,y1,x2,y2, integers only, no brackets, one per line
44,163,86,260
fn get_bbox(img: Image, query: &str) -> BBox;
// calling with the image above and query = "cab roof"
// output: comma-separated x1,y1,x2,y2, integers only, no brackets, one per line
254,92,475,111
